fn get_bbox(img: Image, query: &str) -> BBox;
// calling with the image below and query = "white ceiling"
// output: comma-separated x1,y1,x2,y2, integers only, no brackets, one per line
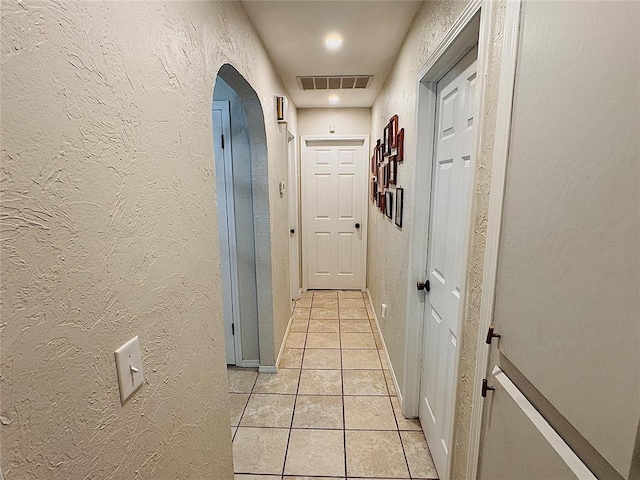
241,1,423,109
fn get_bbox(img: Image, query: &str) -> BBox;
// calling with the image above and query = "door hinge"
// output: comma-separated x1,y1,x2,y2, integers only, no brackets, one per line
221,134,225,149
485,325,501,345
231,323,235,335
482,378,495,398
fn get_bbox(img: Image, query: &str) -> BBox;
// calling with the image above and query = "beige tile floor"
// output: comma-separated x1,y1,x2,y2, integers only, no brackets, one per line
229,290,438,480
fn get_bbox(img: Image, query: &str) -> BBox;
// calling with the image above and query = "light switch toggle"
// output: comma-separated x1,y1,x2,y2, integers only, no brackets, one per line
115,336,144,404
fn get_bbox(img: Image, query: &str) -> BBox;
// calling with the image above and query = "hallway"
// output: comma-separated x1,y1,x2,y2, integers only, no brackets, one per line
228,290,438,479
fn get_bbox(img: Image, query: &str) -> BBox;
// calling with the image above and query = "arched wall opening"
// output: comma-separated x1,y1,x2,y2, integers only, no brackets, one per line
212,63,274,368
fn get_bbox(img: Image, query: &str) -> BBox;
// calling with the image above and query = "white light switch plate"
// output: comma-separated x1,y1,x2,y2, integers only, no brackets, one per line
114,336,144,404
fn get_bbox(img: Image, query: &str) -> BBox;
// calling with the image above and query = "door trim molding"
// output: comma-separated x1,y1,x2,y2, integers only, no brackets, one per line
403,0,484,415
300,135,370,292
403,1,490,478
287,129,301,302
466,1,523,478
213,100,244,367
417,0,483,81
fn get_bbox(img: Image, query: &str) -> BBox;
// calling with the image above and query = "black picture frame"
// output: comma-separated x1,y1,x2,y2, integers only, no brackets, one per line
385,191,393,219
384,125,392,156
388,157,397,185
395,187,403,227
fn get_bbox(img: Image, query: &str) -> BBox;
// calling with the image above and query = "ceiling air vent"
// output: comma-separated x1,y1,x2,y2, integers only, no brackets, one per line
297,75,373,91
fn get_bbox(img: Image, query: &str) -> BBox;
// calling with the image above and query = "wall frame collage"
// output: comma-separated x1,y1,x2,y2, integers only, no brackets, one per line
371,114,404,228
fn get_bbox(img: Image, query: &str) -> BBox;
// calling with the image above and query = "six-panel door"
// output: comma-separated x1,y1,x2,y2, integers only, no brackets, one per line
420,47,477,478
304,140,365,290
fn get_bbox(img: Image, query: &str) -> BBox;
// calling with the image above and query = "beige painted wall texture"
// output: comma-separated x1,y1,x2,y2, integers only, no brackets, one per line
367,0,470,398
366,1,505,478
0,1,295,478
298,108,371,136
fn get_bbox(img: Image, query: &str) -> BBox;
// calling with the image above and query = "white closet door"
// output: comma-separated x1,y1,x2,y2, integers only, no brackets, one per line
419,47,477,478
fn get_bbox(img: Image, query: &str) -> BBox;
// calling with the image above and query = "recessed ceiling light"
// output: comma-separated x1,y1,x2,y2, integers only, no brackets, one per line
328,94,339,105
324,34,343,51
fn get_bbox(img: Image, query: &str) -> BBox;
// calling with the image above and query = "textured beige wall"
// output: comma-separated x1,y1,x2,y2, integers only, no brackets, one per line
367,0,470,401
489,1,639,475
367,1,506,478
0,1,294,478
298,108,371,136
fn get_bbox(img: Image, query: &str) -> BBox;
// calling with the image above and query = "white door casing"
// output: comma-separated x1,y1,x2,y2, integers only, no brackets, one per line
287,131,301,304
302,136,368,290
419,47,477,478
213,100,242,365
402,0,485,425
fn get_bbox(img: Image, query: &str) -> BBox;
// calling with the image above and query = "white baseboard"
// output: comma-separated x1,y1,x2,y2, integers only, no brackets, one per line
271,314,295,373
257,311,295,375
364,289,404,408
258,365,277,374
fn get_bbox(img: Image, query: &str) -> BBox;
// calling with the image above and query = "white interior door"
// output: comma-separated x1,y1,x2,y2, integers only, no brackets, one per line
288,131,300,304
419,47,477,478
303,139,366,290
213,100,242,366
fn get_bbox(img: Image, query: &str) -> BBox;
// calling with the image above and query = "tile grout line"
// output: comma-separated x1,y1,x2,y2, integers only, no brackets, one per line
338,291,348,479
232,388,251,439
233,290,432,479
231,368,261,441
398,427,414,480
280,291,312,477
238,291,425,479
232,424,414,432
368,291,414,479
